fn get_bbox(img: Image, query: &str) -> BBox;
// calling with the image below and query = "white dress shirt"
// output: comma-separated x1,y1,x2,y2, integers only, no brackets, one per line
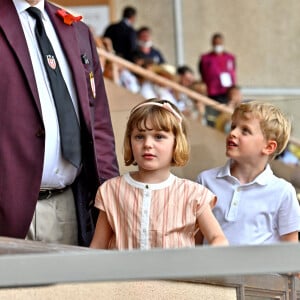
13,0,79,188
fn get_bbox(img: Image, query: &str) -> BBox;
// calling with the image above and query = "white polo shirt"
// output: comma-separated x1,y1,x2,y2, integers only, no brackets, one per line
197,160,300,245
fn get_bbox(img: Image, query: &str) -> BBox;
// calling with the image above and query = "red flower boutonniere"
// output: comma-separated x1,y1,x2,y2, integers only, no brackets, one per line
56,9,82,26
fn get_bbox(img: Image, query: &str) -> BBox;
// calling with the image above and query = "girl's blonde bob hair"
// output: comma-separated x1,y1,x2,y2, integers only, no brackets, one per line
124,99,190,166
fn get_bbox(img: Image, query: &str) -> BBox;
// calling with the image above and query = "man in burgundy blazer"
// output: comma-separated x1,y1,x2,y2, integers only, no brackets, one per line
0,0,119,246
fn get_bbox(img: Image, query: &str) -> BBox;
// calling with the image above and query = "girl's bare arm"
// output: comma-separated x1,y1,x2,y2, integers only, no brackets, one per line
90,210,113,249
197,207,228,246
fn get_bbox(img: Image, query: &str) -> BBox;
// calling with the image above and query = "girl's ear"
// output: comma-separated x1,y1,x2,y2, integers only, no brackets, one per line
263,140,277,156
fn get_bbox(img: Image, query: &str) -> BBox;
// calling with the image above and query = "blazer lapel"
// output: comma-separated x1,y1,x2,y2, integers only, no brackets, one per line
0,0,42,116
46,3,91,130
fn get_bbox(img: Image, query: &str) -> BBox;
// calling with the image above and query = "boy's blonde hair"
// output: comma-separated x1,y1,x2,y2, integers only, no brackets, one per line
232,101,291,160
124,99,190,166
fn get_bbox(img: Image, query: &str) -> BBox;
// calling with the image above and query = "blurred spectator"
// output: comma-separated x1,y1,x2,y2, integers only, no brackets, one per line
98,41,140,93
198,33,236,126
276,142,299,165
139,63,182,110
225,85,242,108
289,143,300,161
191,80,207,96
131,50,146,67
94,37,119,80
117,51,148,93
190,81,208,124
151,64,178,107
103,6,137,61
176,65,200,119
177,65,195,87
138,59,158,99
215,85,242,133
119,66,140,94
198,33,236,103
135,26,166,64
103,60,140,94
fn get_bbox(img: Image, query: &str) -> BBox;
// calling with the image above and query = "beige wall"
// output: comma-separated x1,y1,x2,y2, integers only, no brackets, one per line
113,0,300,88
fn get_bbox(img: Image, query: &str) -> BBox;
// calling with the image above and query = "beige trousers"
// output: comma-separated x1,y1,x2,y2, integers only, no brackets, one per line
26,187,78,245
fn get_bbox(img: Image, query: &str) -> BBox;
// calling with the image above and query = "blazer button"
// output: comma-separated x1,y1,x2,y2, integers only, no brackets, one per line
36,127,45,137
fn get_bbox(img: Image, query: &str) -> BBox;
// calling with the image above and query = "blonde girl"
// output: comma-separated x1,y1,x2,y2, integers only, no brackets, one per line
90,99,228,249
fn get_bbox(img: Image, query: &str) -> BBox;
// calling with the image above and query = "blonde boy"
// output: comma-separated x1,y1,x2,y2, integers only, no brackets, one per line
197,101,300,245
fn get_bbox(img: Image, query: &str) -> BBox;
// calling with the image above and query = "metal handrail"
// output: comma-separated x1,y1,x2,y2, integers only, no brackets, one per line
97,47,233,114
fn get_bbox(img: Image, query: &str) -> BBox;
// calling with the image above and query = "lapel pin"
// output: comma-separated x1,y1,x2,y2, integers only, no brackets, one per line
81,54,90,65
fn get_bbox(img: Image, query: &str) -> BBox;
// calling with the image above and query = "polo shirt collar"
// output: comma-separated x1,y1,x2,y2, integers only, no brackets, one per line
217,159,273,186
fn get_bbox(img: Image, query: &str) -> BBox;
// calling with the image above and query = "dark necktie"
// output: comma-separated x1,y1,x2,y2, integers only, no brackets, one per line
27,7,81,168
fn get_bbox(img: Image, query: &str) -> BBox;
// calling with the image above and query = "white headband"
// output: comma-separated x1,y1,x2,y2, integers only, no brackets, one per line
130,101,182,123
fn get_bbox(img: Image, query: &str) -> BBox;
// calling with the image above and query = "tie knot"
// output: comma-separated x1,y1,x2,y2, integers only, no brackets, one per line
27,7,44,35
27,6,42,21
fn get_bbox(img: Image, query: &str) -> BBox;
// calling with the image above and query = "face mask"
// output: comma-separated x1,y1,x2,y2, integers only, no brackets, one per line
214,45,224,54
138,40,153,48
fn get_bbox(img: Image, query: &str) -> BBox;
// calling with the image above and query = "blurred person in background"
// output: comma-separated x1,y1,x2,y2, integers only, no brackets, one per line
198,33,236,126
103,6,137,61
190,80,208,124
177,65,195,88
176,65,200,120
215,85,242,133
135,26,165,65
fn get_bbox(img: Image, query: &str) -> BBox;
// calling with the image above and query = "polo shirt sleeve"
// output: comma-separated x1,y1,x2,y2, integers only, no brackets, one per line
196,171,204,185
278,181,300,236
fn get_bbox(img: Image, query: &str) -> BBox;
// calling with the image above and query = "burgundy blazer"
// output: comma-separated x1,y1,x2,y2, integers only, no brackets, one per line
0,0,119,246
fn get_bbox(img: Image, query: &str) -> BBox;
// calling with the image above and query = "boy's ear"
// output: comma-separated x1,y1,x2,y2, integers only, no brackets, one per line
263,140,277,155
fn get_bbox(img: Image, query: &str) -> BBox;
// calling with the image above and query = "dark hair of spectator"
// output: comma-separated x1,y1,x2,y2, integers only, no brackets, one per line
177,65,194,75
212,32,224,42
137,26,151,36
131,50,145,61
123,6,137,19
